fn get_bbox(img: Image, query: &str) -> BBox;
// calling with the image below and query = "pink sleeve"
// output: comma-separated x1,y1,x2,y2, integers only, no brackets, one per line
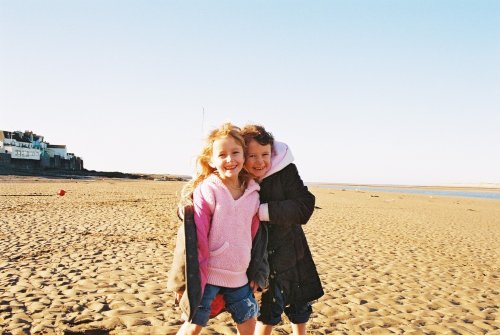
251,198,261,239
251,214,260,239
193,185,213,291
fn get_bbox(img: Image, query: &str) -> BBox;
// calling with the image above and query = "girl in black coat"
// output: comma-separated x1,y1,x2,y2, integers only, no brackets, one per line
241,125,324,335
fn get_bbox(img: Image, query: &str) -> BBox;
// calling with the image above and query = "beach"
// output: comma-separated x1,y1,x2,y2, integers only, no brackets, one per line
1,178,499,334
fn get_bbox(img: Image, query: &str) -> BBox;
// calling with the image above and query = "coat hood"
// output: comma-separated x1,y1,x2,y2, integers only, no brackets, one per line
262,141,294,180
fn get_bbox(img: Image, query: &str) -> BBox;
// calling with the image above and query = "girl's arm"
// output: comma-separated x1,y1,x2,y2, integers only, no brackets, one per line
192,185,214,288
265,163,315,226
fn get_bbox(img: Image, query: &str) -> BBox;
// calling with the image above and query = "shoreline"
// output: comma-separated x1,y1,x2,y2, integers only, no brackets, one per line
0,169,190,182
1,174,498,191
308,182,500,193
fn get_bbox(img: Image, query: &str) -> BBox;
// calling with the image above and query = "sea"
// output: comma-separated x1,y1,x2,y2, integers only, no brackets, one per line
309,184,500,200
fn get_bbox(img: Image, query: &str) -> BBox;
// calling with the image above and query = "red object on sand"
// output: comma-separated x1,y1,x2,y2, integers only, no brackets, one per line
57,189,66,196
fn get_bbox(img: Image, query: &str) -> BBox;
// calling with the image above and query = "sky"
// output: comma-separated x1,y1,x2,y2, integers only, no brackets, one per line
1,0,499,185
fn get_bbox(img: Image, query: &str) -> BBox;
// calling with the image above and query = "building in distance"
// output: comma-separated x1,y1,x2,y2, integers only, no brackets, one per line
0,130,83,171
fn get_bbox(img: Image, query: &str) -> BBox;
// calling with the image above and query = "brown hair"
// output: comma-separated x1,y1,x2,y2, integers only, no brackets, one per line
241,124,274,148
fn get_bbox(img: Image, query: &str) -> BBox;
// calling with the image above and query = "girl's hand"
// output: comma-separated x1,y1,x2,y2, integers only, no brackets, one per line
249,280,258,293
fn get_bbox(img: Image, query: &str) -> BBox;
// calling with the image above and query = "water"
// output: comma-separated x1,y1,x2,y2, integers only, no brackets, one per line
310,184,500,200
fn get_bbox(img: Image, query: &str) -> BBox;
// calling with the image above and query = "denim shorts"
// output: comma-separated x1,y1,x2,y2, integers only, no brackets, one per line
258,282,312,325
191,283,259,326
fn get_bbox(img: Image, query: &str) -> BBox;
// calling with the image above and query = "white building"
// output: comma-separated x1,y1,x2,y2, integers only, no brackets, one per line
46,144,69,159
0,131,42,160
0,130,71,160
0,130,83,171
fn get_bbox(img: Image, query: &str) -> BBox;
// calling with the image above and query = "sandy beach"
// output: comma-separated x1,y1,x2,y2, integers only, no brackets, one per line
1,178,499,335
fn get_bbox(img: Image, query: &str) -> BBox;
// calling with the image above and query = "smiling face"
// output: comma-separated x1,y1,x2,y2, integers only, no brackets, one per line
210,136,245,182
245,139,272,179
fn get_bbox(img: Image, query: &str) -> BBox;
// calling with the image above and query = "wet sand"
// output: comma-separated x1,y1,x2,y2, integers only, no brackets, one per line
0,178,499,334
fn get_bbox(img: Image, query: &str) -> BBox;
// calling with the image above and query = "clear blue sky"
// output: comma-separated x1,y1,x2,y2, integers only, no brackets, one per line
1,1,499,185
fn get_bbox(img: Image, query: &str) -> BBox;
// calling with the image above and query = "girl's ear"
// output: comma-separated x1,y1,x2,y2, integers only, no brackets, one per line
208,160,215,168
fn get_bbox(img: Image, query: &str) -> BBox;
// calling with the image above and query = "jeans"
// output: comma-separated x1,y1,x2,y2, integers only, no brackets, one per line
191,283,259,326
258,282,312,325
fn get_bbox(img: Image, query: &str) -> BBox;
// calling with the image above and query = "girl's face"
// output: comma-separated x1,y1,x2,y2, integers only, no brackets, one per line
245,139,272,179
210,136,245,181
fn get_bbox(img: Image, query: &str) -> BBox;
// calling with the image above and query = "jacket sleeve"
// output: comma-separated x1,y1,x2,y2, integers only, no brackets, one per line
166,223,186,292
192,185,213,290
247,223,269,289
267,164,315,226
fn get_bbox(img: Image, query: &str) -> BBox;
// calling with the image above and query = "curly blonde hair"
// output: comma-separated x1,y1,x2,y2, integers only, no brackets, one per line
179,122,249,207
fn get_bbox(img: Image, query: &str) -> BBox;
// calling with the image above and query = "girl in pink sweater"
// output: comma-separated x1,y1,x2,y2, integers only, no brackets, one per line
176,123,263,335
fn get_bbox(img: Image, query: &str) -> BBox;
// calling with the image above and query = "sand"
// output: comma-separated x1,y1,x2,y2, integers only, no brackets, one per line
0,178,499,335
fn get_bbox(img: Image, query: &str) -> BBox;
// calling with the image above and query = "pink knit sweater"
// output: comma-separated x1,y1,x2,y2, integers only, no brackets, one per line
193,174,260,288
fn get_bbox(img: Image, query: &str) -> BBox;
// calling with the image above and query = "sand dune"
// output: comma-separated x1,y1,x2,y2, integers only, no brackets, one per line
0,178,499,334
